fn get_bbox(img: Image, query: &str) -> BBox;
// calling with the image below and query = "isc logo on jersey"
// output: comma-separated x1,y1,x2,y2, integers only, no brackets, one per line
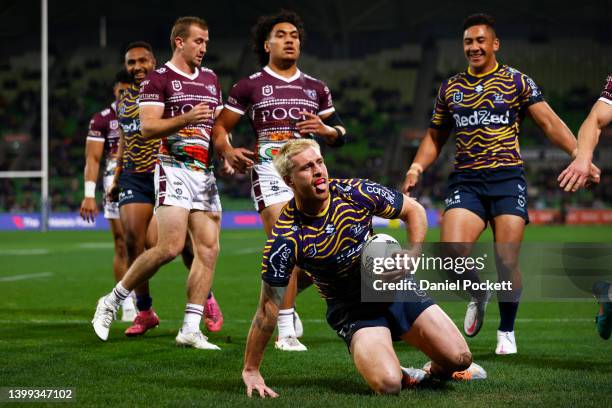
453,110,510,127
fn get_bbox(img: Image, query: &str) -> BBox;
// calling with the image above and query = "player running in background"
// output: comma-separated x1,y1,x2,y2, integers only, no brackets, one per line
80,70,135,321
401,13,600,354
108,41,223,337
212,10,346,351
93,17,224,349
558,73,608,339
242,139,486,398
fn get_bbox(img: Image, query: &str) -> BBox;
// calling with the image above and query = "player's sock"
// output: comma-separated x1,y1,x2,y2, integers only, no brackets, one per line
278,308,297,338
498,288,522,332
182,303,204,334
136,295,153,312
107,282,130,309
593,281,611,302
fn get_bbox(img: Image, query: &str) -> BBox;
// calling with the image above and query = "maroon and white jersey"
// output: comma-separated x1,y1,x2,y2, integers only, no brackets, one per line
225,66,335,163
86,102,121,177
139,62,223,171
599,73,612,105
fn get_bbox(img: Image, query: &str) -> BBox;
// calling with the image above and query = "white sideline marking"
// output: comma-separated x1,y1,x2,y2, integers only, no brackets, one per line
0,249,50,255
77,242,114,249
0,272,54,282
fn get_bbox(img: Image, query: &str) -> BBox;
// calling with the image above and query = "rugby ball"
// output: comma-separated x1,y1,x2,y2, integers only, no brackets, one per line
360,233,402,277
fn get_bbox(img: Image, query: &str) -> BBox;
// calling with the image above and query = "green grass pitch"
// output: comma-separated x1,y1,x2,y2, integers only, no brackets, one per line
0,226,611,407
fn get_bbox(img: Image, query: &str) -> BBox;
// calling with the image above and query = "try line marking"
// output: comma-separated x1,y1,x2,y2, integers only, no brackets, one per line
0,272,54,282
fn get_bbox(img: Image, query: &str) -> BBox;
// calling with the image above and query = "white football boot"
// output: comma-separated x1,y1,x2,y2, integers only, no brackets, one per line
92,296,116,341
175,329,221,350
275,336,307,351
495,330,517,355
464,290,491,337
400,366,429,387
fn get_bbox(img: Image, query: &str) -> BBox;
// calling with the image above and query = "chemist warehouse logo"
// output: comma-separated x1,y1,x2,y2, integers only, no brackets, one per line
453,110,510,127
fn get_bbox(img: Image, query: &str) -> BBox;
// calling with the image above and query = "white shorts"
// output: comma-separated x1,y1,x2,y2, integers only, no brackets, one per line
250,162,293,212
102,175,120,219
154,163,222,212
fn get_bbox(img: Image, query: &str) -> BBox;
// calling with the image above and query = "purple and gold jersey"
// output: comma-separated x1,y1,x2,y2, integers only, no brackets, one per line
430,63,544,170
599,73,612,105
225,66,335,163
261,178,403,301
86,103,121,177
139,62,223,171
117,84,158,174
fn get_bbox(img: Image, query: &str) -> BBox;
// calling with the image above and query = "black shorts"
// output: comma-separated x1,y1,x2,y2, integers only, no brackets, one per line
326,297,435,349
118,172,155,207
444,166,529,224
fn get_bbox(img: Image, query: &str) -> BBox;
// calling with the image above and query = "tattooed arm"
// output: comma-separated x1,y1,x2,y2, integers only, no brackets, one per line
242,281,286,398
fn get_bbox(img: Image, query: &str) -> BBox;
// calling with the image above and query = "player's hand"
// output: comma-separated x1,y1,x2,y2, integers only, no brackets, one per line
402,167,422,194
184,103,214,125
588,163,601,187
218,157,235,177
224,148,256,174
242,369,278,398
107,180,120,202
79,197,98,223
558,157,597,192
382,247,422,282
296,111,334,140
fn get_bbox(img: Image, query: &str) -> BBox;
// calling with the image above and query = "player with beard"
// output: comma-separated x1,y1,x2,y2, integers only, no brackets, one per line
80,70,134,321
212,10,347,351
401,13,600,354
93,17,225,349
558,73,608,339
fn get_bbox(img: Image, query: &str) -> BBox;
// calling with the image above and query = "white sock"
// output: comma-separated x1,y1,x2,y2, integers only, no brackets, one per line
182,303,204,333
278,308,296,338
122,293,135,310
106,282,130,310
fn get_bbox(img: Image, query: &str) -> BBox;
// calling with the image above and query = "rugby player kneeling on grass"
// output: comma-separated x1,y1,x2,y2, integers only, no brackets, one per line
242,139,486,397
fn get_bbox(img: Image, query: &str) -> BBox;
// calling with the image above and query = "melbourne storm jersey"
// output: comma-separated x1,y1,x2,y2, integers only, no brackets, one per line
225,66,335,163
261,178,403,301
139,62,223,171
599,73,612,105
87,103,121,177
117,84,158,174
430,63,544,170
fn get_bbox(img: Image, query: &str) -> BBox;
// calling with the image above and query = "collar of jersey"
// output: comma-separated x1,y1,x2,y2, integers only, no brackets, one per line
165,61,200,80
263,65,301,83
297,193,331,219
467,62,499,78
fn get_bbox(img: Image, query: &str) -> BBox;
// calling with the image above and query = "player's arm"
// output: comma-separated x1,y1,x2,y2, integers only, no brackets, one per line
401,127,451,193
558,100,610,191
242,281,284,398
296,111,347,147
527,101,601,190
107,128,125,202
211,108,255,173
79,139,104,223
398,194,427,245
140,104,213,140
